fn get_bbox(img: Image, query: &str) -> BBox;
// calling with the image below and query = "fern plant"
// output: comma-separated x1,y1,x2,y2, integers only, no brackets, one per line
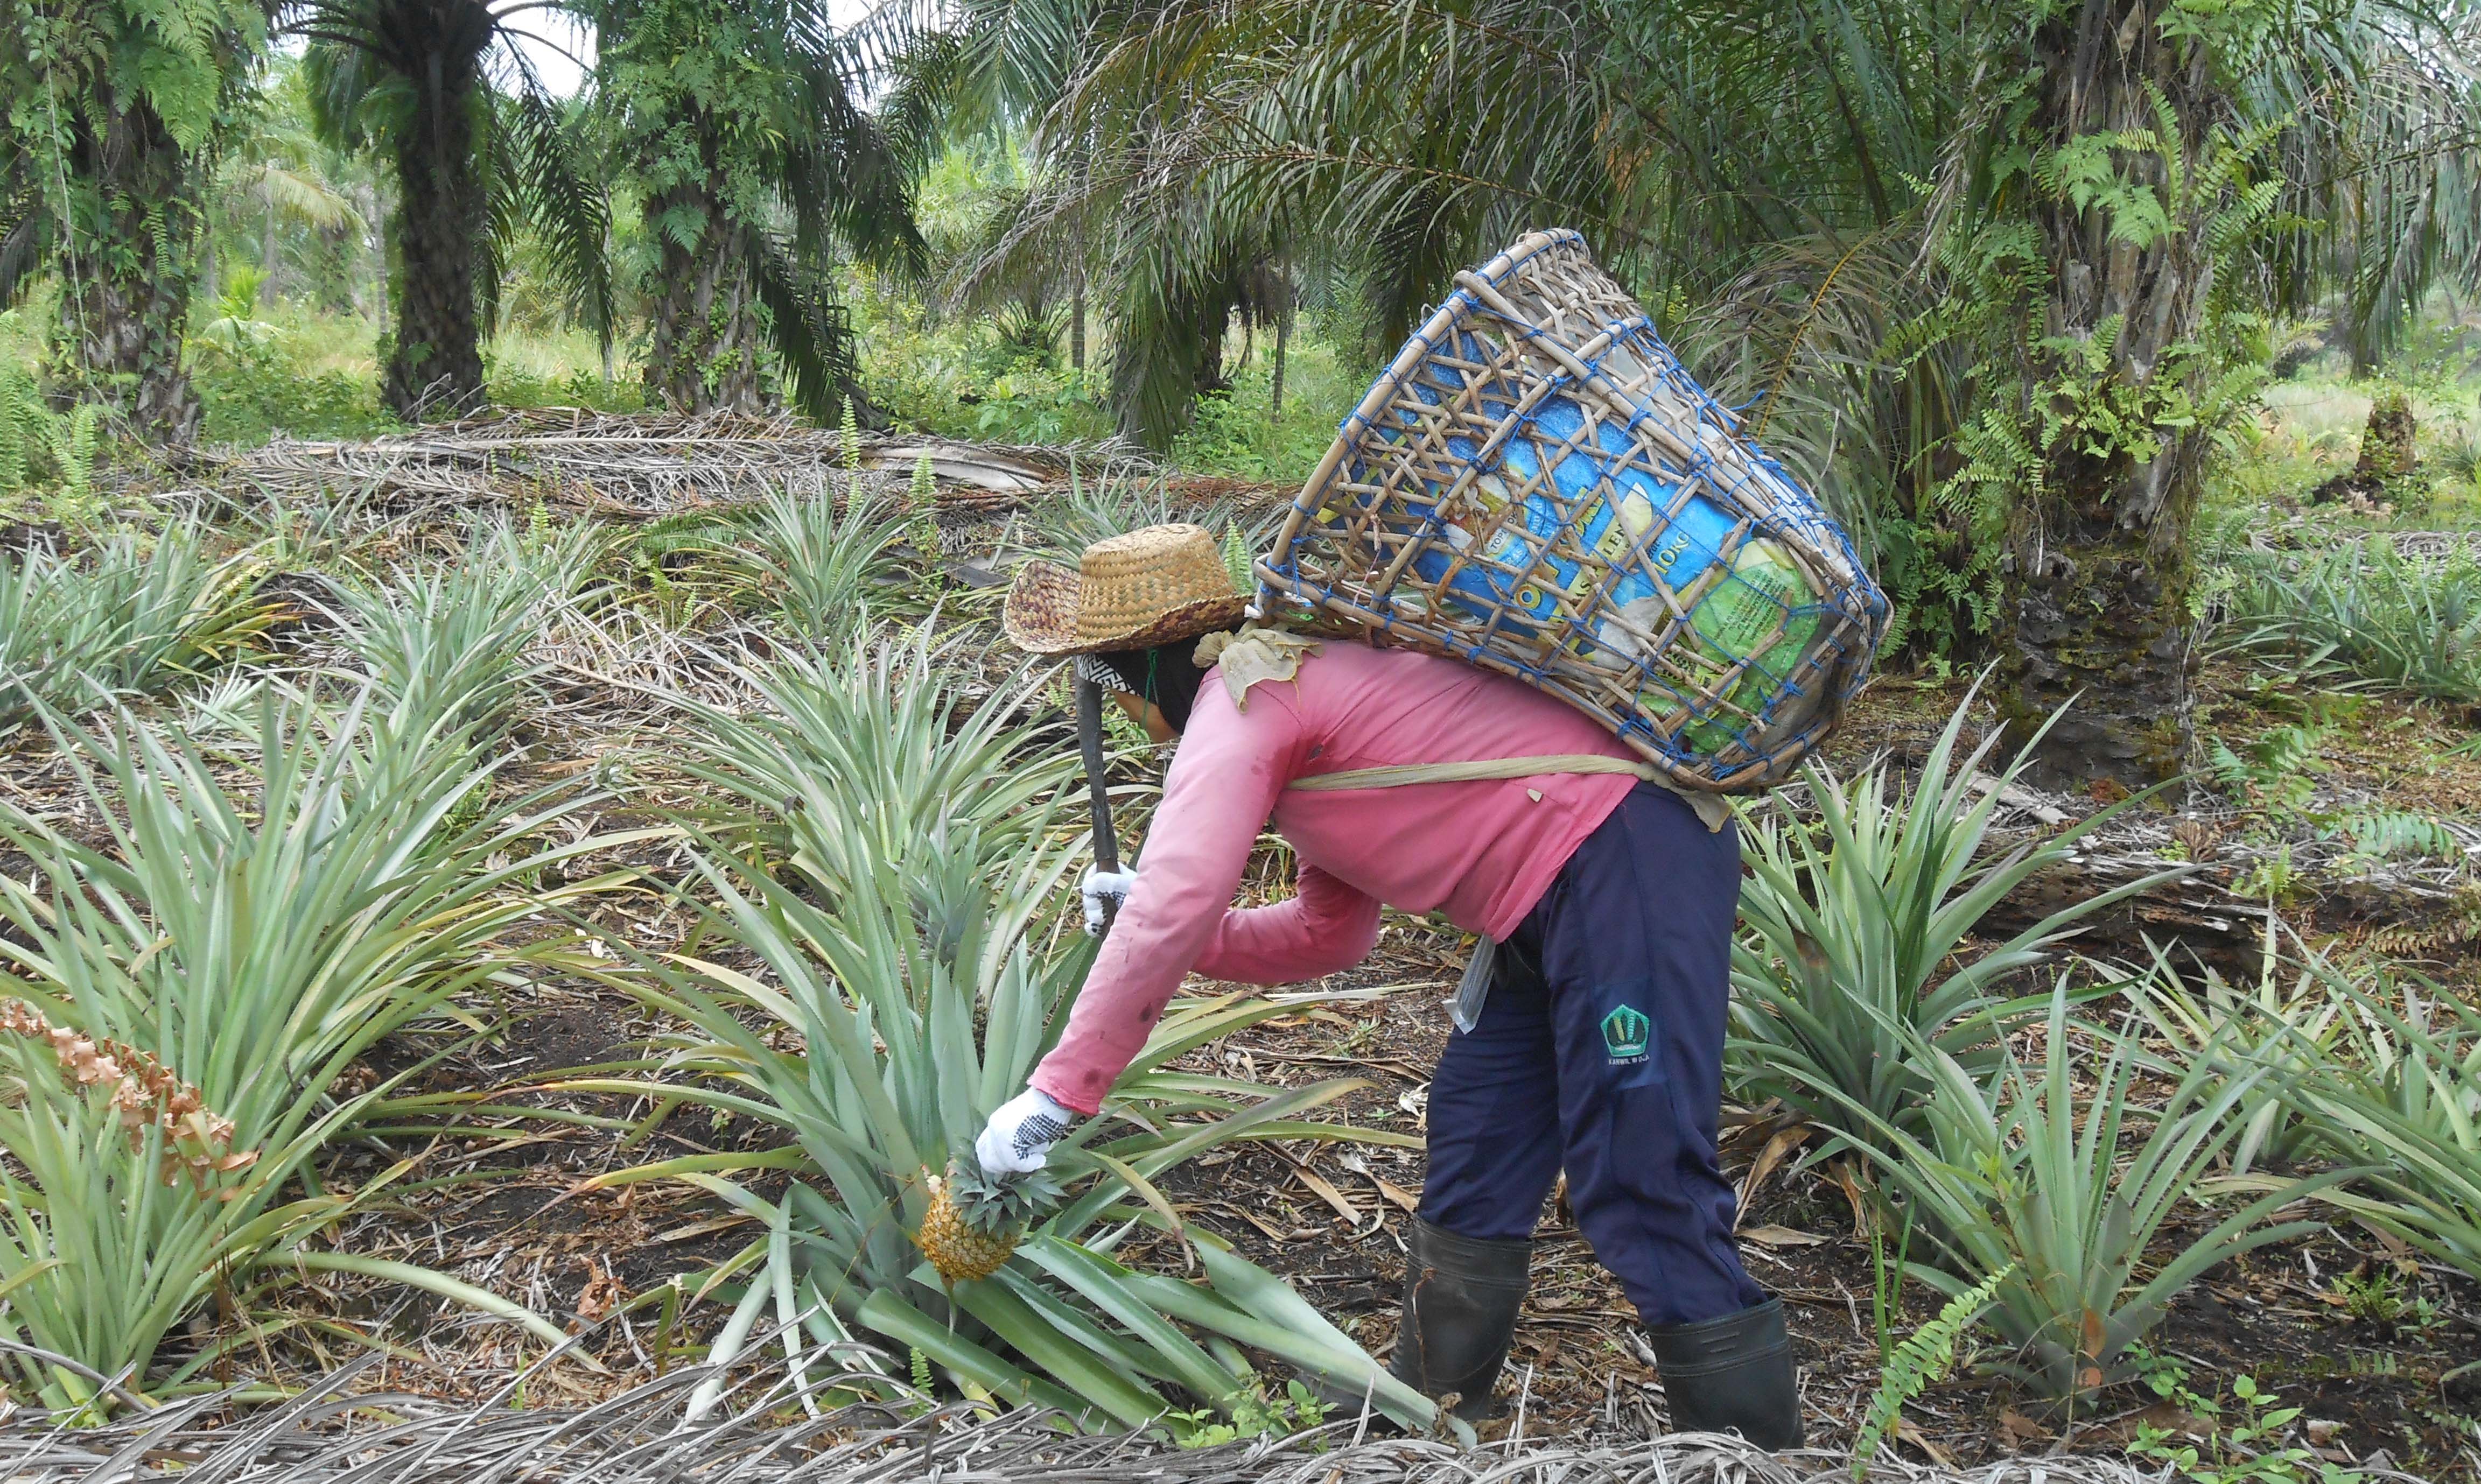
2206,723,2325,815
906,452,946,587
0,348,103,506
2331,808,2459,866
1223,522,1254,592
1852,1264,2011,1480
0,354,43,498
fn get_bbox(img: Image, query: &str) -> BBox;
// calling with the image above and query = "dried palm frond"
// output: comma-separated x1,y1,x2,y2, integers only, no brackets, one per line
186,408,1117,518
0,1330,2217,1484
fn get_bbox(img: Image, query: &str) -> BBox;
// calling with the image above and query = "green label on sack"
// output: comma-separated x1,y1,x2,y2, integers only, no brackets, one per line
1601,1004,1652,1063
1692,538,1807,655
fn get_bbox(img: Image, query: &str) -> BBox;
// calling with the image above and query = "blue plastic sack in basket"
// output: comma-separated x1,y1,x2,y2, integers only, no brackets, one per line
1256,230,1887,792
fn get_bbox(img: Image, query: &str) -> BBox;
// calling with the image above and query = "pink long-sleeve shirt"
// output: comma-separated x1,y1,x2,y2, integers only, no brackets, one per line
1029,641,1644,1115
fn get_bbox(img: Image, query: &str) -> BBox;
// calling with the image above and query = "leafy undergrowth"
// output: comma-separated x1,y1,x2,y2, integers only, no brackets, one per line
3,453,2479,1478
116,648,2479,1476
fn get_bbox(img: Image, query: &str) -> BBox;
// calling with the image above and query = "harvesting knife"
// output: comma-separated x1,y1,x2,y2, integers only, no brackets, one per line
1074,675,1121,937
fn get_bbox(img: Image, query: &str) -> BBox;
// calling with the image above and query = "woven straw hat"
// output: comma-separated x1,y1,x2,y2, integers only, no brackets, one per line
1004,524,1250,655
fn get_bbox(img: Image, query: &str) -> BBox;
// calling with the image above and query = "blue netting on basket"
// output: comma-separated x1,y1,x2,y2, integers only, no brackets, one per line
1259,230,1887,791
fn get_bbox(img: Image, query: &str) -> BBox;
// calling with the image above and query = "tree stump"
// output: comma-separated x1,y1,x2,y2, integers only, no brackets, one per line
2354,389,2418,482
2308,388,2424,509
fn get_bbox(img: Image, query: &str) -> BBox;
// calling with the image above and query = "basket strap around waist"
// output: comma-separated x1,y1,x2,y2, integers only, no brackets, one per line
1286,755,1733,832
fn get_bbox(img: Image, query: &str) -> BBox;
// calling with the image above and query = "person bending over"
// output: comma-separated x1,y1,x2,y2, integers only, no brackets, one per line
978,524,1799,1445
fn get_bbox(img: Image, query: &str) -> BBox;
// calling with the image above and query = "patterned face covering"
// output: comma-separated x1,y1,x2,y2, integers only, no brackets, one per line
1082,639,1218,733
1074,654,1135,694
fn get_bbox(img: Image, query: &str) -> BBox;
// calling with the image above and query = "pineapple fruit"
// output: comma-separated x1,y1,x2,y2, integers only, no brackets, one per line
915,1155,1063,1285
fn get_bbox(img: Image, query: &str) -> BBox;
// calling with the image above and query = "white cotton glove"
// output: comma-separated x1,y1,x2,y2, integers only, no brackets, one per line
1082,866,1137,937
976,1087,1077,1175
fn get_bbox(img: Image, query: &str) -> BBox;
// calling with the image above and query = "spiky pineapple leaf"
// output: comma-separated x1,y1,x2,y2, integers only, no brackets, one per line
949,1153,1066,1235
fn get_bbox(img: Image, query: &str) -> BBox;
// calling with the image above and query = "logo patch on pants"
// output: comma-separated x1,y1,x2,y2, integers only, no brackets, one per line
1601,1003,1652,1065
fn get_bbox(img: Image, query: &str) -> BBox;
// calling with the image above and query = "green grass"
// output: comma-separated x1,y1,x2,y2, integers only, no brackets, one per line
2236,372,2481,521
2,287,644,452
2259,378,2375,458
190,322,398,446
853,290,1364,483
185,306,642,444
1167,349,1363,486
855,295,1114,446
14,267,1357,481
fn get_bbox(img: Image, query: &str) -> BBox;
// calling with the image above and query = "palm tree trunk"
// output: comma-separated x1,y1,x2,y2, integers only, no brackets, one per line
2002,0,2217,783
1192,292,1229,398
261,200,278,306
383,70,487,420
1270,273,1291,417
643,179,767,414
53,99,205,442
1071,267,1087,374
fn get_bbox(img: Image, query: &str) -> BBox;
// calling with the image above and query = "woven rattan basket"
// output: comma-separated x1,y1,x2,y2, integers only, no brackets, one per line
1255,230,1888,792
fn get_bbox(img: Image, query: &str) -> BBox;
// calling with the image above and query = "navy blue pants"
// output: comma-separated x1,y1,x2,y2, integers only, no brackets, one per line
1418,783,1765,1326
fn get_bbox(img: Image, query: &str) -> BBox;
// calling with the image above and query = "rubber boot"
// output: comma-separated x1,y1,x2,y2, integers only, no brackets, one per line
1645,1297,1805,1448
1386,1216,1530,1421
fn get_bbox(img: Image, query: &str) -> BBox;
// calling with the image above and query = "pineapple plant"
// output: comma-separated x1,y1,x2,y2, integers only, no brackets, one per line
585,634,1440,1429
0,684,607,1406
915,1153,1063,1285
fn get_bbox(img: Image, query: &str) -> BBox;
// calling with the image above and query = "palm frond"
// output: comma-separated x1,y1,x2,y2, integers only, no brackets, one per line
746,227,865,425
502,88,615,360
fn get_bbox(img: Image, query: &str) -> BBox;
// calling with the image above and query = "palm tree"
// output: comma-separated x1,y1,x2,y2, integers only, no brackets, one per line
941,0,1628,445
0,0,268,440
212,61,371,311
965,0,2481,775
1959,2,2479,773
594,0,923,419
290,0,611,419
2262,8,2481,373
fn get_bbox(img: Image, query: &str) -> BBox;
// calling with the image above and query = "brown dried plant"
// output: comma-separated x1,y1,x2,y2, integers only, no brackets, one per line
0,999,258,1198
